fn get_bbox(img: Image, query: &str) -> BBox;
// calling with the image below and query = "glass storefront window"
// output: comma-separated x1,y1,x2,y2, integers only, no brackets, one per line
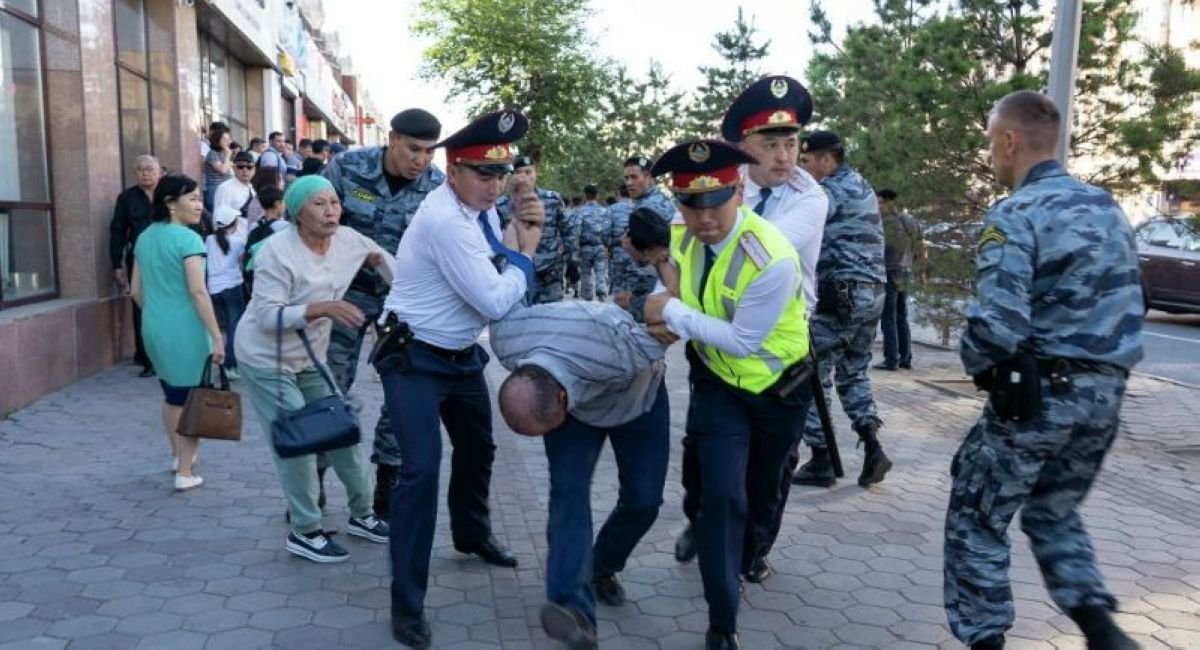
115,0,147,75
118,68,152,188
0,209,56,303
4,0,37,18
0,12,50,204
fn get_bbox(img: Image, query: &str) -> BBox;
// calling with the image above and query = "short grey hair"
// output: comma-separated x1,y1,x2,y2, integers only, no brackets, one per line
134,155,160,170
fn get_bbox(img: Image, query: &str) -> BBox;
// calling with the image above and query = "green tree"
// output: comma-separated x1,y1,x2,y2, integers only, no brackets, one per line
807,0,1200,341
412,0,613,164
683,7,772,139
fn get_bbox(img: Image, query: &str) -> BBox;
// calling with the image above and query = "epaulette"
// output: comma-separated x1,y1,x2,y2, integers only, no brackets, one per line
739,231,772,270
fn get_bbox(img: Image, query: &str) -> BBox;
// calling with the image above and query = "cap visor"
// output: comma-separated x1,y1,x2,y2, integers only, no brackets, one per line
676,186,737,209
469,163,514,176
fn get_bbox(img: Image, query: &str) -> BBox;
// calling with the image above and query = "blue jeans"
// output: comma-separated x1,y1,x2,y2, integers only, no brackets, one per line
381,343,496,622
544,382,669,625
880,269,912,368
210,286,245,369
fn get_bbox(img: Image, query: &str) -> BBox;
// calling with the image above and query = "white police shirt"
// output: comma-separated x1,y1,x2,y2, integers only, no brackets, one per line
382,182,528,350
741,165,828,315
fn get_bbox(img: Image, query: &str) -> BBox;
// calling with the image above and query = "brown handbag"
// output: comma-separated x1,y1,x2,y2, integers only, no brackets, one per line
177,356,243,441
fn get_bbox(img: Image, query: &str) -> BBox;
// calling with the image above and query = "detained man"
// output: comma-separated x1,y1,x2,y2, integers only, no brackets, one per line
490,211,673,650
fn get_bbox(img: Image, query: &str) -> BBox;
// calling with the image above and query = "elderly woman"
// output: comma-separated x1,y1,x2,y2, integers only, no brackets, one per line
234,175,393,563
131,174,224,491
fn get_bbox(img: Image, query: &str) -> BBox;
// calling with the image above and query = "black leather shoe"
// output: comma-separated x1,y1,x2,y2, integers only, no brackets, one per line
540,602,598,650
705,628,740,650
742,556,772,583
873,362,898,371
792,450,836,487
455,536,518,567
592,573,626,606
675,524,698,563
858,445,893,487
970,636,1005,650
139,367,156,378
391,615,431,648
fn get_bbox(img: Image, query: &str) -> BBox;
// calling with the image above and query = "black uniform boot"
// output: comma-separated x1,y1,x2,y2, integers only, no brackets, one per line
855,420,892,487
1069,606,1139,650
792,447,836,487
970,636,1005,650
373,464,397,521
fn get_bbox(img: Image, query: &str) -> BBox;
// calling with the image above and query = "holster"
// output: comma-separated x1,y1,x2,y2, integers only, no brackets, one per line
764,355,815,402
977,353,1043,422
369,313,414,375
816,281,854,326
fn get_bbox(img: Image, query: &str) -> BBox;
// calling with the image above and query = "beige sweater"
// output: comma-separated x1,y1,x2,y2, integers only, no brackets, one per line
234,226,393,372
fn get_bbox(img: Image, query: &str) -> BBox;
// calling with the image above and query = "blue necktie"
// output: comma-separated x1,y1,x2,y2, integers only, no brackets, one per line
478,212,537,295
754,187,773,216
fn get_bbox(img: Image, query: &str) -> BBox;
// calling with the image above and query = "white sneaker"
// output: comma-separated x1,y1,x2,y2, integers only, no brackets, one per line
171,456,179,473
174,474,204,491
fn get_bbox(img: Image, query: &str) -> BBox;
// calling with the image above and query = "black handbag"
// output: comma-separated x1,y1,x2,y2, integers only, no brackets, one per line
270,308,361,458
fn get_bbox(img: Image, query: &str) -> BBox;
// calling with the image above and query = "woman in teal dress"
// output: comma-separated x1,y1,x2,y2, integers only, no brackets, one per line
131,175,224,491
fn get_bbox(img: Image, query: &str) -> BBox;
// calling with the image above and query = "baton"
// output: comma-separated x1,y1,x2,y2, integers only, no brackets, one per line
807,335,844,478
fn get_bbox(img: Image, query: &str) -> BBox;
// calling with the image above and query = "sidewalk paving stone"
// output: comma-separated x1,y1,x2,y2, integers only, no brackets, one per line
2,334,1200,648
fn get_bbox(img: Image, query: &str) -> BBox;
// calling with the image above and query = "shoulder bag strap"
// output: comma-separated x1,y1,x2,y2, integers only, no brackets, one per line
295,328,341,396
275,307,286,410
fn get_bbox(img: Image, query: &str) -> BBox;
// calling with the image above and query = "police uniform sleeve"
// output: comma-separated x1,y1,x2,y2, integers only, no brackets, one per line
321,156,346,200
960,203,1036,376
430,215,528,321
662,260,797,357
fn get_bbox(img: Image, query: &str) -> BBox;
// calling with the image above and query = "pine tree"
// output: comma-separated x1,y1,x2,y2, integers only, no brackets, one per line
683,7,771,139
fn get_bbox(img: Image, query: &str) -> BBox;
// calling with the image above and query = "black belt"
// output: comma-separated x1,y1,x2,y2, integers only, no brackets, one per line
413,340,476,363
1036,357,1128,378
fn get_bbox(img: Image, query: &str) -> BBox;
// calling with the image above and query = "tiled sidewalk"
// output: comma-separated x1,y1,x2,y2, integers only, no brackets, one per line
1,338,1198,649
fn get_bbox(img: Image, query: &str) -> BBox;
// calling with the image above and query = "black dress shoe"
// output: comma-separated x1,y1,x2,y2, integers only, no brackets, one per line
873,362,898,371
592,573,626,606
970,636,1004,650
540,602,598,650
742,556,772,583
706,628,740,650
455,536,518,567
674,524,698,563
392,615,431,648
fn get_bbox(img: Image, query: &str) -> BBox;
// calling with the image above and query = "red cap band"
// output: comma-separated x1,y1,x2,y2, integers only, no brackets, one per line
671,166,740,193
740,108,800,136
447,143,514,166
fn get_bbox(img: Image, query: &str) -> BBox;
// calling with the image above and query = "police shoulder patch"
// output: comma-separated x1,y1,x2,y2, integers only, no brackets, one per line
977,224,1007,251
349,187,377,204
739,232,772,270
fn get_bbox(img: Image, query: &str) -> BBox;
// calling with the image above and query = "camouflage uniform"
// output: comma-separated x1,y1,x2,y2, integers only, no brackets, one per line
496,187,575,304
944,160,1144,646
801,164,887,449
607,186,676,322
321,148,445,466
574,200,611,300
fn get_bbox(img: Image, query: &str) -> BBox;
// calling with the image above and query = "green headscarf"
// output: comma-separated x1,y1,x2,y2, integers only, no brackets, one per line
284,175,336,222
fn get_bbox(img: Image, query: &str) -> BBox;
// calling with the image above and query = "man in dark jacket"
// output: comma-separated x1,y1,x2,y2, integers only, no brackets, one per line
110,155,161,377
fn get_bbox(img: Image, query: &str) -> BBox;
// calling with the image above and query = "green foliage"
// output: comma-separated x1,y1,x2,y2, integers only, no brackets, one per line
412,0,611,163
682,7,771,139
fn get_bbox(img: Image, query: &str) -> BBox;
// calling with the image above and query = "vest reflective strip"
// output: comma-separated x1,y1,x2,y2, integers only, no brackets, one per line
719,245,749,319
754,349,785,372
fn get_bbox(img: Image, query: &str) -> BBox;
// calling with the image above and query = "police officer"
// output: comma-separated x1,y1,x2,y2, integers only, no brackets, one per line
574,184,611,300
792,130,893,488
642,140,814,650
608,155,677,322
380,110,543,648
944,90,1143,650
495,155,575,304
675,75,830,581
321,109,445,519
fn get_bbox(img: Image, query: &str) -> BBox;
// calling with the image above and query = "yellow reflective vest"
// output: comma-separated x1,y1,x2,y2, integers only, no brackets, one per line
671,206,809,394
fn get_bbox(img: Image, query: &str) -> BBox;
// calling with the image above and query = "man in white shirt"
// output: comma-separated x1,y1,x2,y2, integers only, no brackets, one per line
378,110,545,649
212,151,257,235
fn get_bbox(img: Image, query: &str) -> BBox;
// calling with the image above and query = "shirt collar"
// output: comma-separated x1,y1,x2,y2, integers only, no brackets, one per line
1015,159,1067,191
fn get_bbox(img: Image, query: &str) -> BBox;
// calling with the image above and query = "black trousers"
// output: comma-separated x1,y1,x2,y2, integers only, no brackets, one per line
131,301,151,370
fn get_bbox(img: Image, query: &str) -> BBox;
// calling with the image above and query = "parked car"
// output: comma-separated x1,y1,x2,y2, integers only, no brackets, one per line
1135,216,1200,314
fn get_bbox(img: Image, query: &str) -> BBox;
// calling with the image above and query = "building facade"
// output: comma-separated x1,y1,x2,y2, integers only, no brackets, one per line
0,0,367,414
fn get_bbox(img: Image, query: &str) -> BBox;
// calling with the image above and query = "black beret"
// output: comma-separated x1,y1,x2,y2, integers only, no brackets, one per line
390,109,442,140
801,130,843,153
624,154,653,170
877,188,898,201
513,155,534,170
583,183,598,195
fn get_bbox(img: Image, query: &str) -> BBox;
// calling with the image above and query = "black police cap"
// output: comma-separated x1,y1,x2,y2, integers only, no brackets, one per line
436,109,529,175
721,75,814,142
390,109,442,141
651,140,757,209
801,130,843,153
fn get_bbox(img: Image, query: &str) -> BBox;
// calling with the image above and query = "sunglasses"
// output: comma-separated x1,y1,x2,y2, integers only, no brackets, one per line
235,164,255,170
